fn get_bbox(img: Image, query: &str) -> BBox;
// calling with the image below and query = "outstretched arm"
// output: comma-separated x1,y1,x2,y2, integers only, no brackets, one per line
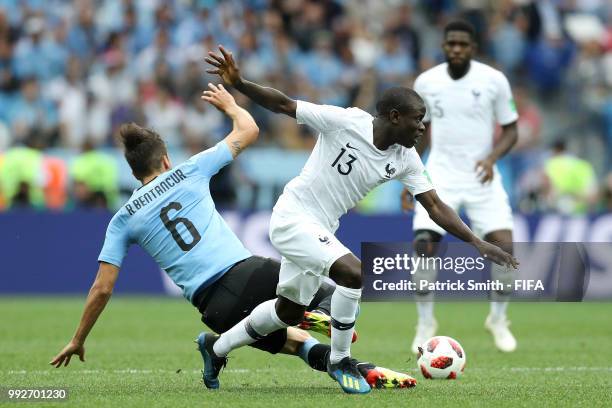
50,262,119,367
201,82,259,158
206,45,297,117
415,190,518,268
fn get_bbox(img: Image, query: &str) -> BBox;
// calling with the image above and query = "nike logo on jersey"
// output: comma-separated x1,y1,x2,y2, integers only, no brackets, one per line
345,142,359,150
319,235,330,244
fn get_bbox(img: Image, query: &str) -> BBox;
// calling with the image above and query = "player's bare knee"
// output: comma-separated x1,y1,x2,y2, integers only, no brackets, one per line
333,266,362,289
275,297,306,326
276,308,305,326
329,254,362,289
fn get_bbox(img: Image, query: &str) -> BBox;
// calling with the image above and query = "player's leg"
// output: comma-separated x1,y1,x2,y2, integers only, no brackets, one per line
199,260,409,390
300,280,359,343
197,294,303,388
200,255,338,338
196,256,288,388
411,197,452,353
274,251,368,393
466,180,517,352
325,253,372,393
199,256,341,355
195,256,308,388
411,228,443,352
327,253,361,361
286,328,417,389
306,280,334,315
197,256,331,353
483,228,517,352
250,327,416,388
205,257,308,359
268,213,369,393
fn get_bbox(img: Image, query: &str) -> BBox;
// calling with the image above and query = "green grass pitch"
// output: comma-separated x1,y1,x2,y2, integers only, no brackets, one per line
1,298,611,407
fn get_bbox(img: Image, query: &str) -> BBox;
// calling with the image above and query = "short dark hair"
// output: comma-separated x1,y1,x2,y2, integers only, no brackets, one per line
444,20,476,41
375,86,423,116
119,123,167,179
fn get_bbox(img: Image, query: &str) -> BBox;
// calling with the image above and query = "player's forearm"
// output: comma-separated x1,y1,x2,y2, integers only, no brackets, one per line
234,78,296,117
487,123,518,162
226,104,259,139
427,200,479,245
71,285,113,345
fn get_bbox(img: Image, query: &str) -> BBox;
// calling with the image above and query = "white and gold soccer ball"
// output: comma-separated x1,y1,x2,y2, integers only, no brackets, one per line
417,336,466,379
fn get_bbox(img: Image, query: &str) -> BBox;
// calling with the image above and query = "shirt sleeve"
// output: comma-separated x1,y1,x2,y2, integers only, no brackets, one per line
296,100,351,133
398,150,434,196
189,140,233,178
494,72,519,126
98,212,131,268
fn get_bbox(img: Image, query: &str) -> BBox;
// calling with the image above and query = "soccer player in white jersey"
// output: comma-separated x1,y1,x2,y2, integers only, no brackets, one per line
205,45,517,394
404,21,520,353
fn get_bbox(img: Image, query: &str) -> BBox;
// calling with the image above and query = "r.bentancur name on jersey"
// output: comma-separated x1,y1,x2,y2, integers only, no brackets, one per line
126,169,187,216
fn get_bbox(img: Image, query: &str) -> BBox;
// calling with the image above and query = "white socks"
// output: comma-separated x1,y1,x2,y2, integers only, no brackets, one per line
490,301,508,322
329,285,361,364
213,299,288,357
416,300,435,324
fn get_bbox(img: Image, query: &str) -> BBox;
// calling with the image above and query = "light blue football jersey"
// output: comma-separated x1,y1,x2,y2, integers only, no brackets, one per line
98,141,251,302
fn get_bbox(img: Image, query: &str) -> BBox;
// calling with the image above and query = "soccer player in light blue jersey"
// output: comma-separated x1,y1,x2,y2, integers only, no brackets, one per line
50,84,418,391
50,83,260,364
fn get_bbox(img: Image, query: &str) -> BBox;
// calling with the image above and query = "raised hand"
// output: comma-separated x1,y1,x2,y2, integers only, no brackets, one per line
201,83,237,113
205,45,241,87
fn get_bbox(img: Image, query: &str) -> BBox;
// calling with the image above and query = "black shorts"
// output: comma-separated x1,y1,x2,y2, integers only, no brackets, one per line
194,256,334,354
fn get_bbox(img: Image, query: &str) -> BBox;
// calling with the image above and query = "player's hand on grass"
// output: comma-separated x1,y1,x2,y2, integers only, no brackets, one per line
205,45,241,87
474,240,519,269
475,158,494,184
50,340,85,368
201,83,236,113
401,188,415,212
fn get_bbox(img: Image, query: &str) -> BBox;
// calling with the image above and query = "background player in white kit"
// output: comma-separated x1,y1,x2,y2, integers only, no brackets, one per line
403,21,520,353
204,45,517,394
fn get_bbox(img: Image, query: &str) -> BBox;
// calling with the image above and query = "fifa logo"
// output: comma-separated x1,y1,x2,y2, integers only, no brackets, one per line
385,163,396,179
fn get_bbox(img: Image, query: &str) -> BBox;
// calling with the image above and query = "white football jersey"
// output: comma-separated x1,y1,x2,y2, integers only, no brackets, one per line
414,61,518,187
273,100,433,231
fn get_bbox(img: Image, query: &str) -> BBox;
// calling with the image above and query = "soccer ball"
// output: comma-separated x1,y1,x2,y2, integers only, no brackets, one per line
417,336,466,379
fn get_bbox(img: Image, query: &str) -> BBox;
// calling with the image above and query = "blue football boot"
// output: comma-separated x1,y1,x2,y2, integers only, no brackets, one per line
195,332,227,389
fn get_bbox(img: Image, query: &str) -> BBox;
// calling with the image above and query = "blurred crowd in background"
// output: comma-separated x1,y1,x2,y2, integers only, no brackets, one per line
0,0,611,215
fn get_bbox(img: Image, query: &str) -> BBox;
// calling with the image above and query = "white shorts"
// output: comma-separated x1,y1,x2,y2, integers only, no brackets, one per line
413,177,514,238
269,210,350,306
